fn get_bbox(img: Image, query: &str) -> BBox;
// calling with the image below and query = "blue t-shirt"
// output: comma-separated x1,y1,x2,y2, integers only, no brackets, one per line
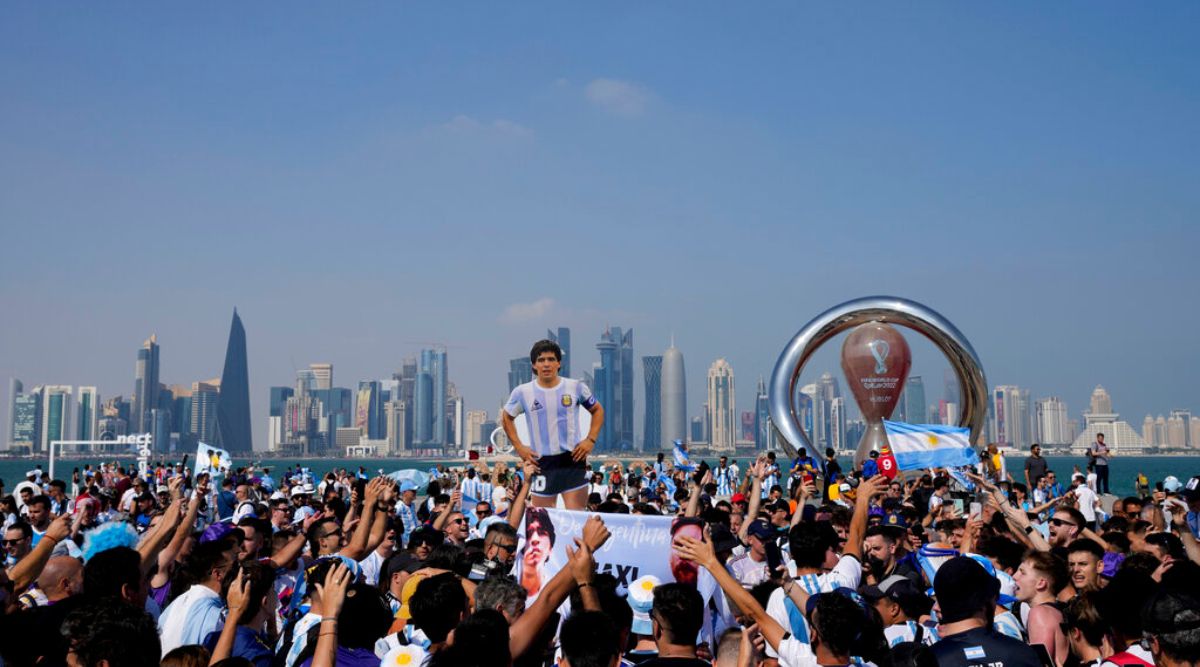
862,459,879,478
204,626,273,667
217,490,237,520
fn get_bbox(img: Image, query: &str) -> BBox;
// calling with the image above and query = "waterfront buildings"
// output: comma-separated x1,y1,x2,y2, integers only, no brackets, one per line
1036,397,1071,446
548,327,571,378
1069,385,1147,454
642,355,662,451
132,335,160,435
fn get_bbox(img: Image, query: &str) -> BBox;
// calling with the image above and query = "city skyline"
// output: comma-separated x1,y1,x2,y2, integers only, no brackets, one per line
2,6,1198,451
5,317,1199,454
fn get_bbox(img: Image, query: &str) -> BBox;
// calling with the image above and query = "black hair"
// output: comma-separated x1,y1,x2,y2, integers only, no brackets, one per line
306,516,341,556
410,572,468,644
1145,532,1186,561
788,522,839,569
61,597,161,667
1120,551,1161,577
27,494,51,511
426,542,469,575
484,522,517,544
975,535,1025,573
431,609,511,667
84,545,142,601
162,645,212,667
560,610,619,667
220,560,276,623
1067,538,1105,560
864,525,898,543
932,478,948,491
1096,569,1156,641
5,520,32,538
891,641,938,667
1143,590,1200,663
529,339,563,364
811,593,868,658
651,583,703,645
338,583,394,649
171,538,235,602
525,507,556,548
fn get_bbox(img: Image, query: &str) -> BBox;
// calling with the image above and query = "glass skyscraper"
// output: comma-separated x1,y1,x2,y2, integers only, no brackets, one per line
508,357,533,392
548,327,571,378
642,356,662,452
216,309,253,453
133,335,160,434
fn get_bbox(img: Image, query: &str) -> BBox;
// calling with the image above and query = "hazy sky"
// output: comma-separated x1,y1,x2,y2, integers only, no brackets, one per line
2,3,1198,449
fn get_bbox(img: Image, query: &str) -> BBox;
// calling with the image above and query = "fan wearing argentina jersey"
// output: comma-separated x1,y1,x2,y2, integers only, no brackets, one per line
501,339,605,510
762,475,881,658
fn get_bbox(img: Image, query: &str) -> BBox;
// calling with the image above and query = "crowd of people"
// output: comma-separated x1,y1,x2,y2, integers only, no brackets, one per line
0,445,1196,667
0,342,1197,667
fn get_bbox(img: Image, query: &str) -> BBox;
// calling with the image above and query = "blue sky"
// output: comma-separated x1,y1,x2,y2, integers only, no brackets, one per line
2,3,1197,447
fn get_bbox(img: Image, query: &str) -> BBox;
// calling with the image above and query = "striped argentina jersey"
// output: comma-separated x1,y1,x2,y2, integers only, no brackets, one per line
504,378,597,457
714,465,737,496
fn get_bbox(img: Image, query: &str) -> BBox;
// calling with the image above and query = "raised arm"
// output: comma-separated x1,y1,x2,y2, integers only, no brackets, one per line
9,515,71,591
790,480,816,529
738,458,766,543
844,476,884,560
674,531,790,651
339,478,383,560
433,489,462,533
507,460,536,530
209,568,250,665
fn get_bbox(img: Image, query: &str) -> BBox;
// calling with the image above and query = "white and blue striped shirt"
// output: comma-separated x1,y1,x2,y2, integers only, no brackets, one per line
715,465,737,496
461,477,486,507
504,378,597,457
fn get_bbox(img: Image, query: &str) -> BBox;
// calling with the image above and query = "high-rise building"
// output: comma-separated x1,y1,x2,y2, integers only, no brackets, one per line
310,363,333,390
1069,386,1147,454
1168,409,1192,448
1191,416,1200,450
1142,415,1155,447
943,369,960,405
707,359,736,452
40,385,74,452
1166,413,1186,448
690,417,705,443
1035,397,1070,446
1153,414,1168,446
813,373,842,452
466,410,487,447
76,386,99,441
356,381,384,440
396,358,417,445
754,377,770,451
192,382,220,443
132,334,160,434
447,385,464,451
1090,387,1113,415
508,357,533,393
385,400,408,454
593,328,635,452
215,310,253,453
269,387,294,417
642,356,662,452
991,385,1033,450
829,397,848,452
413,348,448,446
6,378,21,450
11,387,40,450
661,340,687,448
904,376,927,424
740,411,755,441
548,327,571,378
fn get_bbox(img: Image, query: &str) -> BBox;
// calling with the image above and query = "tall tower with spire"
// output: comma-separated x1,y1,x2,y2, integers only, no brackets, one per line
216,309,253,453
661,337,687,448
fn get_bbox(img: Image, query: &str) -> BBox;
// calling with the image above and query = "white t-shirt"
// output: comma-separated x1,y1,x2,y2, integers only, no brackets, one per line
765,555,862,657
929,493,945,516
728,552,770,588
1074,486,1099,523
503,378,597,457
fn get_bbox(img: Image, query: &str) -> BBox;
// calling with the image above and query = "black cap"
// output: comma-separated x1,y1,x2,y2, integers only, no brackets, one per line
933,556,999,623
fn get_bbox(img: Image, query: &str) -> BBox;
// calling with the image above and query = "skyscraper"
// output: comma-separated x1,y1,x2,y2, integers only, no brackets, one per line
385,400,408,454
76,386,99,441
594,333,617,452
508,357,533,393
707,359,736,452
415,348,448,446
904,376,927,424
661,340,687,448
12,389,41,451
690,417,705,443
6,378,21,450
593,328,634,452
192,382,220,443
216,310,253,453
548,327,571,378
397,357,417,446
466,410,487,447
310,363,333,390
991,385,1031,450
356,381,384,440
754,377,770,451
40,385,74,452
133,334,160,434
642,355,662,452
1168,409,1192,448
1036,397,1070,446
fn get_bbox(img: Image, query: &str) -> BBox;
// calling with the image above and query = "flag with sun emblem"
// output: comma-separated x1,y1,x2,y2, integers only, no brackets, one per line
194,442,232,478
882,421,978,471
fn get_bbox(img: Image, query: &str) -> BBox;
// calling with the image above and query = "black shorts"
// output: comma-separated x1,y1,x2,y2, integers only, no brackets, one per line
531,452,588,498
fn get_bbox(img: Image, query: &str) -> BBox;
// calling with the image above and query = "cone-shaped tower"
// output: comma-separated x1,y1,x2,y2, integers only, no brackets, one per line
216,309,253,453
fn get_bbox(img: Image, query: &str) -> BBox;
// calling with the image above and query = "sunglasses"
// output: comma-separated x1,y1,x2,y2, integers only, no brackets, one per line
2,538,27,546
320,529,343,539
452,517,468,525
1049,518,1077,528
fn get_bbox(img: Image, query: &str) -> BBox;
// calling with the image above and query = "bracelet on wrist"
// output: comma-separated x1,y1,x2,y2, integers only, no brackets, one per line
321,617,338,623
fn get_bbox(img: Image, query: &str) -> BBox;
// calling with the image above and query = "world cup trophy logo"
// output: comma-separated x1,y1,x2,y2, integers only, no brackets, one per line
841,323,911,467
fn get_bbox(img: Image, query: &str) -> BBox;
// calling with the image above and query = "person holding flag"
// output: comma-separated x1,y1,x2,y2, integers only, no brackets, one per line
501,339,605,510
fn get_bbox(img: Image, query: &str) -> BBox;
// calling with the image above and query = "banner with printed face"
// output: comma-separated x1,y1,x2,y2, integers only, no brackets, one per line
514,507,715,604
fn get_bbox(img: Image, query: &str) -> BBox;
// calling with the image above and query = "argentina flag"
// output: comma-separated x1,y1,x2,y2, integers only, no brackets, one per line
883,421,979,471
672,440,696,472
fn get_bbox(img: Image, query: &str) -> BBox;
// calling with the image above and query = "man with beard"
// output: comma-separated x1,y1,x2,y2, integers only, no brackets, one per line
863,523,921,587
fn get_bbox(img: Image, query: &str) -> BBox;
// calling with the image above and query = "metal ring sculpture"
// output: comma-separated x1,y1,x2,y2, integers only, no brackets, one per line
768,296,988,460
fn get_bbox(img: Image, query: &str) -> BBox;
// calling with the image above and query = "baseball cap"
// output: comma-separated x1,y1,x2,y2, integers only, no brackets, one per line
628,575,661,635
730,493,746,504
747,520,775,540
860,574,918,601
397,572,427,620
1163,476,1183,493
1182,476,1200,502
290,485,310,498
399,481,418,493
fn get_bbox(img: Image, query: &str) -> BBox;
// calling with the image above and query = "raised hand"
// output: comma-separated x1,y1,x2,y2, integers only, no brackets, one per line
565,538,597,585
580,515,611,552
673,529,717,569
522,456,540,477
313,563,352,617
226,566,252,623
46,514,72,542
